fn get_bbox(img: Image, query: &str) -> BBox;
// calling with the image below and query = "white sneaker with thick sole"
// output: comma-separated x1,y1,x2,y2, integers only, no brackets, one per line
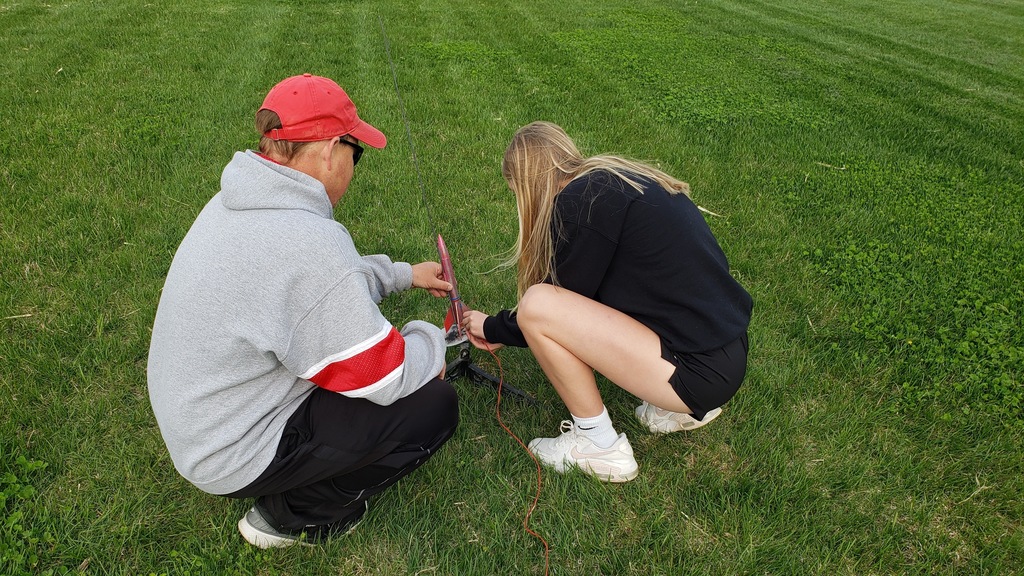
238,502,367,549
635,401,722,434
238,506,311,549
527,420,639,483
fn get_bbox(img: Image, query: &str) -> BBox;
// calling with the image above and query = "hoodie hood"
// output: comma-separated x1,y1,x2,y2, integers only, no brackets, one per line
219,150,333,219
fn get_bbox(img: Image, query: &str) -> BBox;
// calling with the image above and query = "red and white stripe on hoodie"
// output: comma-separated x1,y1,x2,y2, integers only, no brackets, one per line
299,324,406,396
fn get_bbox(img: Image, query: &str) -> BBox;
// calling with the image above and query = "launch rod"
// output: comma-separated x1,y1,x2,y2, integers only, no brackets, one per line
379,16,468,345
379,15,436,240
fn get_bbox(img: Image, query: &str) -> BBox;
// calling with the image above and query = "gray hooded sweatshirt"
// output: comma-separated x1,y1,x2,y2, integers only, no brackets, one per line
148,151,446,495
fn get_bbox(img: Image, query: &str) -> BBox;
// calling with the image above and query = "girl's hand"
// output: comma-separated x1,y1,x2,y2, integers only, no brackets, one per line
468,333,504,352
463,310,503,351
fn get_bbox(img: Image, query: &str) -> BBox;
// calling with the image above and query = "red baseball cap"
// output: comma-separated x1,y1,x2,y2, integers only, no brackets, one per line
259,74,387,148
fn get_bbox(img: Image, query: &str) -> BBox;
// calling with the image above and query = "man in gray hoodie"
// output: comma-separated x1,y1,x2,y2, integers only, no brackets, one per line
148,74,459,548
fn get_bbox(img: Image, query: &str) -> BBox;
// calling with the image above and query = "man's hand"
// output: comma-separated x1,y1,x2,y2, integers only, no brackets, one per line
411,262,452,297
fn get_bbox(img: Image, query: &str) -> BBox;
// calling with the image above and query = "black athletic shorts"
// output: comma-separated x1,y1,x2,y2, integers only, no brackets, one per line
661,331,749,421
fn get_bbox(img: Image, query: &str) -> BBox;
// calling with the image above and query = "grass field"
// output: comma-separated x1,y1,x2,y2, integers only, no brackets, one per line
2,0,1022,574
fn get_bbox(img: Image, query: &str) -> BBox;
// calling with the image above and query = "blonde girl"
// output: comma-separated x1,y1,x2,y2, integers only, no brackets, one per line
463,121,752,482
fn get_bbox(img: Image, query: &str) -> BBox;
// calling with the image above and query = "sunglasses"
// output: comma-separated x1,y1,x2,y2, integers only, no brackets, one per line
337,137,364,166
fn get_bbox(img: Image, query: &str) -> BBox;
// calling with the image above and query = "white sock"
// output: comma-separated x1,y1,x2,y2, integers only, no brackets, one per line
572,406,619,449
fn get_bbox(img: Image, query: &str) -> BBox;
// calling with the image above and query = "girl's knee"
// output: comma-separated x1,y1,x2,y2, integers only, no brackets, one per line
518,284,559,328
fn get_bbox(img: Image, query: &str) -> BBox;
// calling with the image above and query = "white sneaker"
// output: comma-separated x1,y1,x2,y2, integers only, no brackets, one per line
527,420,639,483
238,506,311,549
238,502,367,549
635,401,722,434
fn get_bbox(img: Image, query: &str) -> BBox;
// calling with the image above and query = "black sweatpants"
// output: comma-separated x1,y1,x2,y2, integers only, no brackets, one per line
226,378,459,532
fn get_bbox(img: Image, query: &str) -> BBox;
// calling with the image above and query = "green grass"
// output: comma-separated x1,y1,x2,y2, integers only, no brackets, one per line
2,0,1022,574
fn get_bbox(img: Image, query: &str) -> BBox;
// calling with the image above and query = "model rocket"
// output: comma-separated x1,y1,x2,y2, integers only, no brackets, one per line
437,234,469,346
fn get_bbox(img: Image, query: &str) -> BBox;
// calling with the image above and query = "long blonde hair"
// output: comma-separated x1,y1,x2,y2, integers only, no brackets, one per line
501,121,691,300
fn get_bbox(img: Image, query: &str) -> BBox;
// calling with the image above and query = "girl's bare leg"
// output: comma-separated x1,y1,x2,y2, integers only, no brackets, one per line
517,284,692,418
